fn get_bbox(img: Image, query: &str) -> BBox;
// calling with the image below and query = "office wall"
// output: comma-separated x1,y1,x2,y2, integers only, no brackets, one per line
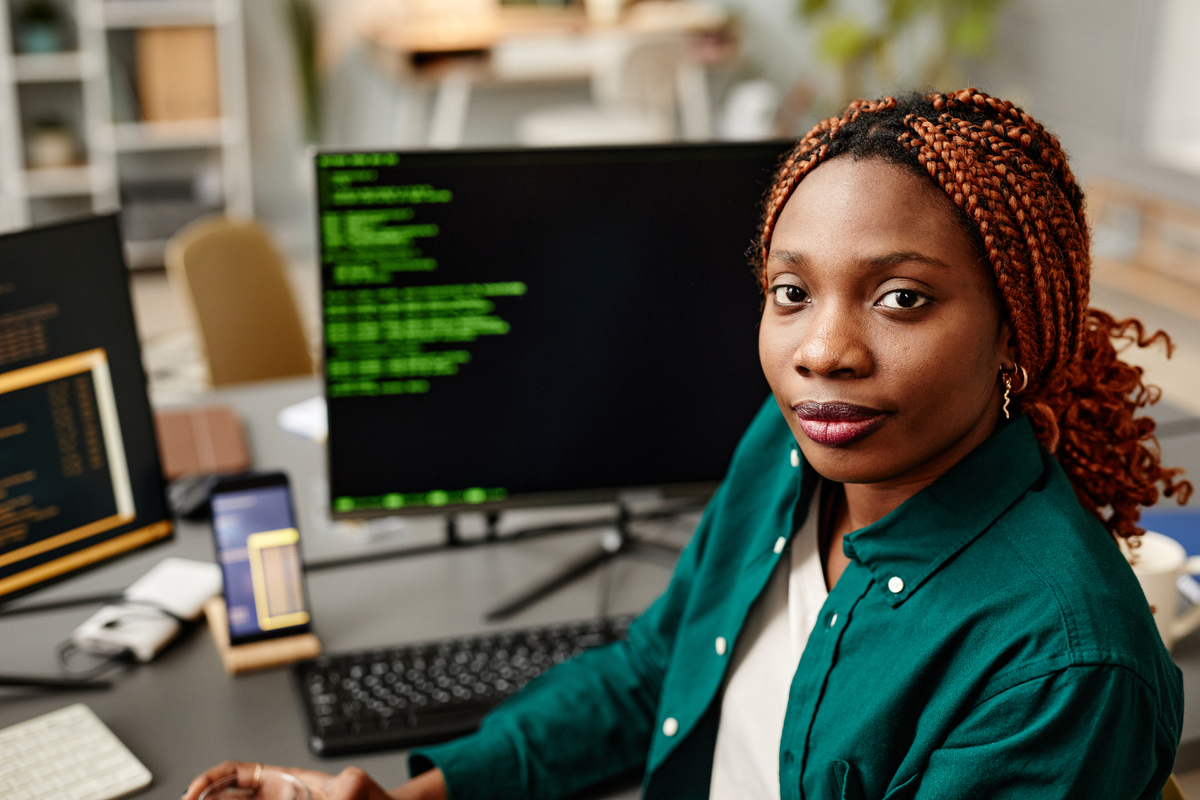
243,0,309,255
1146,0,1200,172
978,0,1156,169
976,0,1200,206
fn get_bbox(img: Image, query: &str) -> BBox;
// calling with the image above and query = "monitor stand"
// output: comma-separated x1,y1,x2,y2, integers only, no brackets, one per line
483,504,683,622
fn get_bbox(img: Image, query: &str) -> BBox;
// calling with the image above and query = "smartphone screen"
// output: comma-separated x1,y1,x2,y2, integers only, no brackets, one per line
210,473,311,645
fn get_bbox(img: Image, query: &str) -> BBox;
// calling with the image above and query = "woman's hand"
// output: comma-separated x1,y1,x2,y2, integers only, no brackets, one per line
383,768,446,800
182,760,446,800
183,761,340,800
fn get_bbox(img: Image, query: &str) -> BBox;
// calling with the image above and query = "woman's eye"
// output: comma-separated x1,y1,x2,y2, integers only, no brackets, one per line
770,285,808,307
878,289,930,310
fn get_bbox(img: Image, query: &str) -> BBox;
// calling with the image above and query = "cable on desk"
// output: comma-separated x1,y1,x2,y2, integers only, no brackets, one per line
52,598,193,679
0,593,193,622
0,598,195,689
54,638,133,682
0,592,125,618
0,673,112,690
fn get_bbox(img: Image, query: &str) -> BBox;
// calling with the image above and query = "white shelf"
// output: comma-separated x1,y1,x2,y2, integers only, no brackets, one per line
0,0,251,242
110,118,228,151
102,0,217,28
23,166,94,197
12,52,84,83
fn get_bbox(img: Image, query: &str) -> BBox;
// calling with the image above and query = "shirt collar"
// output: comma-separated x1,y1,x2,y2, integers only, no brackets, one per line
839,415,1045,607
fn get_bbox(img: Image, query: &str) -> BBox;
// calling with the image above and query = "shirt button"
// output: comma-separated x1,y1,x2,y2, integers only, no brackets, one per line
663,717,679,737
888,576,905,594
828,613,838,628
773,536,786,554
790,449,800,467
715,636,727,656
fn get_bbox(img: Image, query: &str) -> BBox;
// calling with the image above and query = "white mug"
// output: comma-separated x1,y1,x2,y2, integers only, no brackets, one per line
1122,530,1200,650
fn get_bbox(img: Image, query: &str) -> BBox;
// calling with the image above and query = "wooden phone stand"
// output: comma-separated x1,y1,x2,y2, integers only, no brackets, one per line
204,597,321,675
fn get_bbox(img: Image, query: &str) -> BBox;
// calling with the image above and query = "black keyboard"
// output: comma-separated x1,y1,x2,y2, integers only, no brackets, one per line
293,616,633,756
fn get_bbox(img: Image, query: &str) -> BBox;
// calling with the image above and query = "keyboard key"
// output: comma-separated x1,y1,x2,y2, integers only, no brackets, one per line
294,615,631,756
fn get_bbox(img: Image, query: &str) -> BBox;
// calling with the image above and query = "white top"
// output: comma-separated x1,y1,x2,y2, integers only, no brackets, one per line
709,487,829,800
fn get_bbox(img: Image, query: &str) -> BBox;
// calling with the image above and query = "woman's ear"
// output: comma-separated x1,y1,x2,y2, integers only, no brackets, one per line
997,321,1018,370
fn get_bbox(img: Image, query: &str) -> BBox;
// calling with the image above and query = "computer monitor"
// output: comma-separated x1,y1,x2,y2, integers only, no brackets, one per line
0,215,171,601
317,143,789,518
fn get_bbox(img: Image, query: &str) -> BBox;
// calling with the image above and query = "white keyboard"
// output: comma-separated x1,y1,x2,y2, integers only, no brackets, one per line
0,704,152,800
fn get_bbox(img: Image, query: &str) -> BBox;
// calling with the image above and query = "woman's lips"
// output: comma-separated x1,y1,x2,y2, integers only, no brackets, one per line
793,402,889,447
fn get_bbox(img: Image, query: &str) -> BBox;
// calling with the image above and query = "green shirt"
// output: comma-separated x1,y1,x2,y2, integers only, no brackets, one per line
412,401,1183,799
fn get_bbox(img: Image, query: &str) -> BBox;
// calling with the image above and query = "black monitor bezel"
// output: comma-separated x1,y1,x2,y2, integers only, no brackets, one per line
315,142,788,520
0,213,172,604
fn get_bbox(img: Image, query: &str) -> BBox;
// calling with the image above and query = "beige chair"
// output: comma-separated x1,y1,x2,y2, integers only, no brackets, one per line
165,216,314,387
1165,773,1187,800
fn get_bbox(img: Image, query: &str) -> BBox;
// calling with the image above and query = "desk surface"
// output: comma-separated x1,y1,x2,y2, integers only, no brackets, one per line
4,377,1200,795
0,377,683,797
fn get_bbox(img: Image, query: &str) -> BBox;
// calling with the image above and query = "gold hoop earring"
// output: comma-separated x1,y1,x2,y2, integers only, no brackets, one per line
1012,364,1029,393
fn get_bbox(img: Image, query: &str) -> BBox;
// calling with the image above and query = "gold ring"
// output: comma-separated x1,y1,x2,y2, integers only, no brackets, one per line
252,764,263,790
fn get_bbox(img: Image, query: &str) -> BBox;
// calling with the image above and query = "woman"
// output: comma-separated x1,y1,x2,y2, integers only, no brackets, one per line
187,89,1192,800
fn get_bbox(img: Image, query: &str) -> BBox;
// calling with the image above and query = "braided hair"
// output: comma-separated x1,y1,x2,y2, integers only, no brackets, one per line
756,88,1192,540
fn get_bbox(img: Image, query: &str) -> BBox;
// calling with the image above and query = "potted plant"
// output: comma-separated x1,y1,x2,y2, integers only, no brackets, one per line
799,0,1009,106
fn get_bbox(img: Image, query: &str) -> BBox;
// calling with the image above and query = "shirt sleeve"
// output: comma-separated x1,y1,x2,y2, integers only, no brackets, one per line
407,484,721,800
911,664,1177,800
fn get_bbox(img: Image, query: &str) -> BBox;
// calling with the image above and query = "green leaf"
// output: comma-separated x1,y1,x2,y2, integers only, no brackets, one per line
885,0,924,26
819,18,876,63
799,0,834,19
951,6,994,55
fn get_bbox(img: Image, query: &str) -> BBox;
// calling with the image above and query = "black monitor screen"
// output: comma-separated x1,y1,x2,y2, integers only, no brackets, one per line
0,215,171,600
317,144,788,516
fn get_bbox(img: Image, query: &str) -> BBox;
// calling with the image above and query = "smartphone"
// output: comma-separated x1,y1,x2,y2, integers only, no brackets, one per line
209,472,312,645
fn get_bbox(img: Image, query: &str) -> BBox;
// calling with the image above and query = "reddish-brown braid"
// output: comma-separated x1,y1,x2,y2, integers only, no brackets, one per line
756,88,1192,541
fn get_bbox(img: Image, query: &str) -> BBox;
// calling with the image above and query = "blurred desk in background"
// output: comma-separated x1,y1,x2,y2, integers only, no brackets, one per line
359,3,738,148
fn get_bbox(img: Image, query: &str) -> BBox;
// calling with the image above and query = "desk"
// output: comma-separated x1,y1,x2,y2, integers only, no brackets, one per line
0,377,690,797
359,5,736,149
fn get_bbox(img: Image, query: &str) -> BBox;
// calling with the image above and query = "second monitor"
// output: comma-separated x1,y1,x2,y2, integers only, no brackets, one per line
0,215,171,601
317,143,790,518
